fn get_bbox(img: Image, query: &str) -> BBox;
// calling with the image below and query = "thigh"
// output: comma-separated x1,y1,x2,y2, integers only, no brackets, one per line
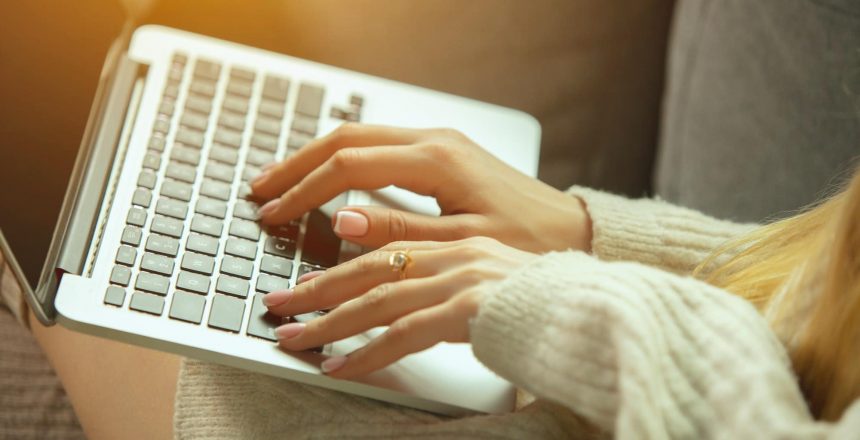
30,312,180,440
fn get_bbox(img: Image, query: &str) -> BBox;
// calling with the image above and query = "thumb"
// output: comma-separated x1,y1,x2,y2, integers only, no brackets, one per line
331,207,481,248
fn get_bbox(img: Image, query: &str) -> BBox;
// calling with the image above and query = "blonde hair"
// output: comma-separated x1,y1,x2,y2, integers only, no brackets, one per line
695,166,860,421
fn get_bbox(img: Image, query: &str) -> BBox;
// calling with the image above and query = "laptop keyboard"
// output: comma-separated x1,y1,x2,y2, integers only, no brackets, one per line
104,53,361,341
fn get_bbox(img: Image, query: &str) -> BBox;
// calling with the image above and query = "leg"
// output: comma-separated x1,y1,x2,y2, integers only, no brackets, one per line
29,311,180,440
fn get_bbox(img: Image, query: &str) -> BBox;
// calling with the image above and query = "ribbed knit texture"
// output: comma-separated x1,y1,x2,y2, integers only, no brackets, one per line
164,187,859,438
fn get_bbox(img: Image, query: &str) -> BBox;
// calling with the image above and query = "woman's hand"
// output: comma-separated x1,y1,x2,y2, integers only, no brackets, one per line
263,237,536,378
252,123,591,253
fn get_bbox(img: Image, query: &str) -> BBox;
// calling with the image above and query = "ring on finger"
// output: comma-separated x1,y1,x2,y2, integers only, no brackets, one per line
388,250,413,280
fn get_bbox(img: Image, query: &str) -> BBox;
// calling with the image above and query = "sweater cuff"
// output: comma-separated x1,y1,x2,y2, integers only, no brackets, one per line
566,186,754,274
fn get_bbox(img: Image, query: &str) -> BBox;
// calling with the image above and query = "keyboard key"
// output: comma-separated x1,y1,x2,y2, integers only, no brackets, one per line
295,83,324,117
145,234,180,256
257,99,284,119
169,146,201,166
159,100,175,116
287,132,313,150
225,237,257,260
260,256,293,277
213,128,242,148
246,294,279,341
110,265,131,286
181,252,215,275
199,179,232,201
104,286,126,307
130,291,165,315
298,262,326,279
164,83,179,99
190,214,223,237
230,67,255,82
218,111,246,131
250,132,278,152
264,237,296,258
242,166,261,182
175,128,205,148
189,80,216,97
151,215,184,238
126,207,147,226
220,255,253,279
193,59,221,80
229,219,260,241
226,81,253,98
209,145,239,165
121,226,142,246
291,115,318,135
185,95,213,115
141,252,175,276
254,116,281,136
186,234,219,256
153,116,170,134
115,245,137,266
169,291,206,324
222,96,249,114
138,171,157,189
142,151,161,170
237,182,252,199
180,111,208,131
177,271,211,294
155,198,188,219
135,272,170,295
161,180,193,202
165,162,197,183
216,275,250,298
132,188,152,208
208,294,245,332
204,162,234,182
262,75,290,101
266,223,299,240
245,148,275,167
195,197,227,219
256,273,289,293
232,200,259,220
149,136,166,152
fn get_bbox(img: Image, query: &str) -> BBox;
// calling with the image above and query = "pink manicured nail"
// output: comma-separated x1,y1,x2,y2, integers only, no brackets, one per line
258,199,280,217
297,270,325,284
263,289,293,307
321,356,347,374
333,210,368,237
275,323,305,340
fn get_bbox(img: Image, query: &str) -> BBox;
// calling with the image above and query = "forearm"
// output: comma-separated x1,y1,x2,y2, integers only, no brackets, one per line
470,251,839,438
568,186,757,274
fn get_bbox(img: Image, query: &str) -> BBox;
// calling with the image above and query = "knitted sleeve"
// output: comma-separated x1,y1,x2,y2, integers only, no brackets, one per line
471,251,860,439
567,186,757,275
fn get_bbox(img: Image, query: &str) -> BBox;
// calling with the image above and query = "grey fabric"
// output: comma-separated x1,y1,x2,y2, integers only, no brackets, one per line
0,307,84,440
656,0,860,222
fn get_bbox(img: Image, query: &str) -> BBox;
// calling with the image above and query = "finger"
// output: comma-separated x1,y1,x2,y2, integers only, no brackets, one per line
332,207,483,248
323,301,471,378
265,241,458,316
251,123,426,199
277,274,458,351
259,145,445,225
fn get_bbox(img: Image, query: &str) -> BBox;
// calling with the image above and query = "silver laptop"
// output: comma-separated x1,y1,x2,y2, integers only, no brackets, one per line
0,24,540,415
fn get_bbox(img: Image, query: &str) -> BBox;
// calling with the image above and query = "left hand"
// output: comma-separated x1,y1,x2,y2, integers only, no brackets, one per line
263,237,537,378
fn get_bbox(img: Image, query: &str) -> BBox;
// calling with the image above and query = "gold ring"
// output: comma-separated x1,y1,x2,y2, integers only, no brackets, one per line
388,250,412,280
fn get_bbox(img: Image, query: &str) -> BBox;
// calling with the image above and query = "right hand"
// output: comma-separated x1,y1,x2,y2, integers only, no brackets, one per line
252,123,591,253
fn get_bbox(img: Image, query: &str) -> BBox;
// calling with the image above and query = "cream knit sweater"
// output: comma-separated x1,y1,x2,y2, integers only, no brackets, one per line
173,188,860,439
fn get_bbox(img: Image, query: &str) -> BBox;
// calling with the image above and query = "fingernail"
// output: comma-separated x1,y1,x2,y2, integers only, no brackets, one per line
297,270,325,284
333,210,368,237
263,289,293,307
321,355,347,374
251,169,270,186
275,323,305,340
258,199,280,217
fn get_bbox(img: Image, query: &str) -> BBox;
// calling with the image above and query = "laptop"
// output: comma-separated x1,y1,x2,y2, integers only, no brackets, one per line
0,24,541,415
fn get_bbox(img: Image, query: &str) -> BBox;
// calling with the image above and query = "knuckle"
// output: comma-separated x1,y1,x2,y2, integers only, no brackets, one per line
356,251,383,273
386,319,411,342
386,210,409,241
382,240,409,252
454,265,486,284
332,122,361,142
330,148,362,171
362,283,393,309
421,142,456,163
